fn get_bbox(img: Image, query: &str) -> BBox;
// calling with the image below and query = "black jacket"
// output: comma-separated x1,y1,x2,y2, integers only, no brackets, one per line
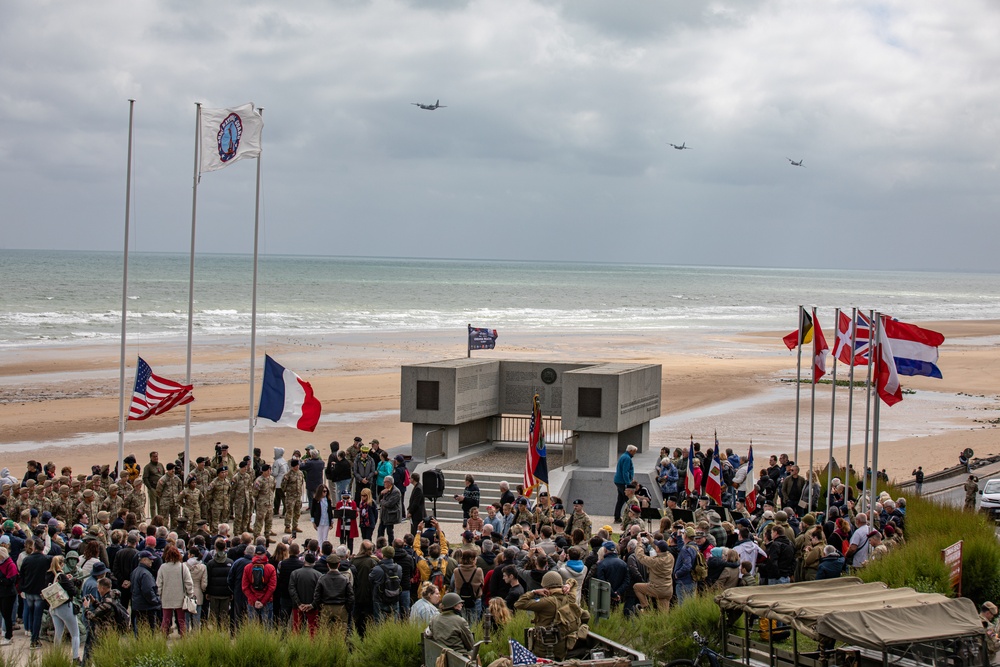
763,535,795,579
393,550,414,586
289,566,322,607
204,556,234,597
17,552,51,595
130,563,160,611
407,483,425,521
310,498,336,526
312,569,354,608
276,557,303,608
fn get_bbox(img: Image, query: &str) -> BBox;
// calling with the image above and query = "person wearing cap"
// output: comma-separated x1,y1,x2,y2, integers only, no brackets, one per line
193,457,215,519
345,437,363,466
368,545,403,621
179,475,204,525
142,452,166,519
241,544,277,625
672,527,700,603
288,551,322,636
594,541,629,608
352,444,377,503
980,601,1000,657
207,466,231,532
230,460,253,533
131,549,162,631
212,444,238,480
427,592,474,657
125,478,147,523
156,463,183,530
633,536,675,611
281,459,306,537
252,465,277,539
301,448,326,504
328,488,355,550
391,454,410,492
100,483,124,518
515,570,588,660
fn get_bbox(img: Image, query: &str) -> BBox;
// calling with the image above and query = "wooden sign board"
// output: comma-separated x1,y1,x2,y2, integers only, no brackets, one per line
941,540,963,596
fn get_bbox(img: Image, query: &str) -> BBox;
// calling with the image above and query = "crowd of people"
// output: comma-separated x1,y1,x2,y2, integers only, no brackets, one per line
0,437,916,665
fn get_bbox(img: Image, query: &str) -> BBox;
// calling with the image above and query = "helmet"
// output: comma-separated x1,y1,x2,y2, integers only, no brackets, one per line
541,571,563,589
440,592,463,610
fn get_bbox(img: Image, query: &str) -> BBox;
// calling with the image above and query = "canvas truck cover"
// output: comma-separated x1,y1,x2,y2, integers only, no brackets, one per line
716,578,984,647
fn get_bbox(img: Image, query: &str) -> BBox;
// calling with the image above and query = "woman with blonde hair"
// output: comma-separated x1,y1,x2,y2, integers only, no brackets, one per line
486,596,512,633
410,582,441,625
45,555,81,663
358,486,378,542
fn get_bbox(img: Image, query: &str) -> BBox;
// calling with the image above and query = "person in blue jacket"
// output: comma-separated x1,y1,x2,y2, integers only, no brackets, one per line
613,445,637,523
593,541,630,608
672,527,699,604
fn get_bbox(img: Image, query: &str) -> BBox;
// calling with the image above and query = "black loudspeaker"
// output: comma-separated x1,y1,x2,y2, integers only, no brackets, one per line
423,469,446,499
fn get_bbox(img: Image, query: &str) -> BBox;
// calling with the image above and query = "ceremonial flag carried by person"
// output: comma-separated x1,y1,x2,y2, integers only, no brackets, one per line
510,638,553,665
468,325,499,351
706,444,723,504
811,313,829,381
200,103,264,173
874,323,904,406
743,446,757,512
834,310,871,366
257,355,322,432
129,357,194,421
882,317,945,378
523,394,548,497
783,309,815,350
685,440,697,496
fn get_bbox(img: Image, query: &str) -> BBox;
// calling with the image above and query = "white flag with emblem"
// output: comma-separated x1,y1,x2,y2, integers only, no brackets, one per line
200,103,263,173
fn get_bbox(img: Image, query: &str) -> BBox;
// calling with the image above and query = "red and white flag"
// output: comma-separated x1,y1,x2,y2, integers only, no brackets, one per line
875,322,904,406
833,310,871,366
811,313,829,382
705,447,723,504
128,357,194,421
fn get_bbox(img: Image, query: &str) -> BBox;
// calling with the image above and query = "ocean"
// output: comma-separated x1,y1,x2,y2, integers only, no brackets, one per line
2,249,998,347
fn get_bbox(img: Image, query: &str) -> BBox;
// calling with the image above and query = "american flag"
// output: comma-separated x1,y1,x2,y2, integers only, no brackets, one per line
523,393,548,498
128,357,194,421
510,639,553,665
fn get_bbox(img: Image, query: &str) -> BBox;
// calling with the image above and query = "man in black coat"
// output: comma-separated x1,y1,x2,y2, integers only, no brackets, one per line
130,550,161,632
763,525,795,584
17,538,51,648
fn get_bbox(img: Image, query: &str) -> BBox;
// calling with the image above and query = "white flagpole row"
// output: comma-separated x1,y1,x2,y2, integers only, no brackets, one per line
844,307,858,491
861,309,875,513
826,307,839,511
117,99,136,479
793,305,804,465
184,103,202,481
248,109,264,464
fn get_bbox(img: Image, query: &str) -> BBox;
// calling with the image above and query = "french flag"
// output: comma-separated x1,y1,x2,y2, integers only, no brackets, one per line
257,355,322,432
882,317,945,378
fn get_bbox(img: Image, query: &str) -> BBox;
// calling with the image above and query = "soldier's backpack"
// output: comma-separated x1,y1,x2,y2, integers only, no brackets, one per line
428,557,447,592
690,545,708,582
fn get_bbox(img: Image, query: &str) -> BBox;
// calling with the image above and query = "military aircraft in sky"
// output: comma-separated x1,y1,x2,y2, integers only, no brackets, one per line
787,158,805,167
668,142,692,150
412,100,447,110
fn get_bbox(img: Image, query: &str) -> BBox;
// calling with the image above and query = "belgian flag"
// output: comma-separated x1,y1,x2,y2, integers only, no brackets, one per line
782,310,814,350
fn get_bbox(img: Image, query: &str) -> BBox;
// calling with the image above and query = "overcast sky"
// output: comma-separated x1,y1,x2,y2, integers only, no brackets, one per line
2,0,998,271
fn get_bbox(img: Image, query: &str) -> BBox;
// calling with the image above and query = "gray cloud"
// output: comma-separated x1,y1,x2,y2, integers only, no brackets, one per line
1,0,999,270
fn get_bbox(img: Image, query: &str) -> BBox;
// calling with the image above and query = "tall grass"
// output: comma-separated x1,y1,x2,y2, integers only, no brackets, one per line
475,611,534,665
347,617,423,667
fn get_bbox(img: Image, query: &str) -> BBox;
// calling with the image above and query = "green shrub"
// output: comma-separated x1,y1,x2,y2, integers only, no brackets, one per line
38,648,77,667
475,611,535,665
348,617,424,667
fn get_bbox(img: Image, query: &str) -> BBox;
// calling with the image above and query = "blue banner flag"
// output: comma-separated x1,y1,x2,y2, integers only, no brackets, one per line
468,325,499,351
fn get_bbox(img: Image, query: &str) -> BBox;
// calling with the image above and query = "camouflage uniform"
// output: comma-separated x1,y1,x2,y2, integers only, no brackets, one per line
231,468,254,534
193,464,215,519
566,510,593,541
533,503,554,532
101,488,124,518
179,483,204,523
252,473,277,538
125,483,147,522
208,472,232,531
142,460,166,517
75,491,101,526
280,467,305,533
156,472,183,529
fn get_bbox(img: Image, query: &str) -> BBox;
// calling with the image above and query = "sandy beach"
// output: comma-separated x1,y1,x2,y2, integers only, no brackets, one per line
1,320,998,484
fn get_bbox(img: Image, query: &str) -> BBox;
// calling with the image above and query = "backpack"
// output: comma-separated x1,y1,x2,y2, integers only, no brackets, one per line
411,557,424,586
403,468,411,488
251,563,266,592
552,596,584,648
722,462,735,486
455,568,479,607
690,545,708,582
111,599,130,632
377,563,401,602
428,558,447,592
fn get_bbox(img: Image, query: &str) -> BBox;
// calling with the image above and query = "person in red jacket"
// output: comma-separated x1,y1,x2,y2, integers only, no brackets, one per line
241,545,277,625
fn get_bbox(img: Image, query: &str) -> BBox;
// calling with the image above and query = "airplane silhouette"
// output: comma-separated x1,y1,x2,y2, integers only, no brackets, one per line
787,158,805,167
669,142,692,150
412,100,447,110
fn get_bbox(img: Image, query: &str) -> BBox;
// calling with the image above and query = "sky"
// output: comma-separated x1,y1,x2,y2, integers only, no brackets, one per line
1,0,999,271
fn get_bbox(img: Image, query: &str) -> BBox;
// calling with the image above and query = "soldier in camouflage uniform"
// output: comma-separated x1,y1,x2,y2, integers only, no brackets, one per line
208,467,231,531
125,479,147,522
345,437,362,467
193,457,215,520
533,492,554,534
281,459,305,536
565,499,593,541
75,489,101,526
252,464,277,539
179,476,204,523
514,498,534,527
9,487,30,524
101,484,124,518
142,451,166,518
155,463,183,529
231,460,254,534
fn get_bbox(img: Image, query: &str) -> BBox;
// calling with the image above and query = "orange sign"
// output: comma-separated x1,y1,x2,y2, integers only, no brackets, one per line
941,540,963,596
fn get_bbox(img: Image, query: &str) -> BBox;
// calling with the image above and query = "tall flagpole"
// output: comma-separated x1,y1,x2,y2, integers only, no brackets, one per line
184,103,202,481
826,308,839,511
844,307,858,490
869,312,882,524
248,108,264,464
794,305,804,464
808,306,817,510
860,309,874,512
116,99,136,479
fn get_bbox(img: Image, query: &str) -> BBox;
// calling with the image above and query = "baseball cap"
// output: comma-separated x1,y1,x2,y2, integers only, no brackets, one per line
602,541,617,551
255,545,267,555
573,499,584,506
684,526,696,538
138,550,154,560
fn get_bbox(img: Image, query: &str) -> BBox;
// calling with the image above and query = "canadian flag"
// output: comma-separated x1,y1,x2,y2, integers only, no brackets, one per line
705,448,723,504
875,321,904,406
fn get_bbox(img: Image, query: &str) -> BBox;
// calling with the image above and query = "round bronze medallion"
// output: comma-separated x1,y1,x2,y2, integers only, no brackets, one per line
540,368,557,385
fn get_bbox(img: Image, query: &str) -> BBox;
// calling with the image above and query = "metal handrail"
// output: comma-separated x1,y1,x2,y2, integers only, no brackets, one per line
424,427,446,464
